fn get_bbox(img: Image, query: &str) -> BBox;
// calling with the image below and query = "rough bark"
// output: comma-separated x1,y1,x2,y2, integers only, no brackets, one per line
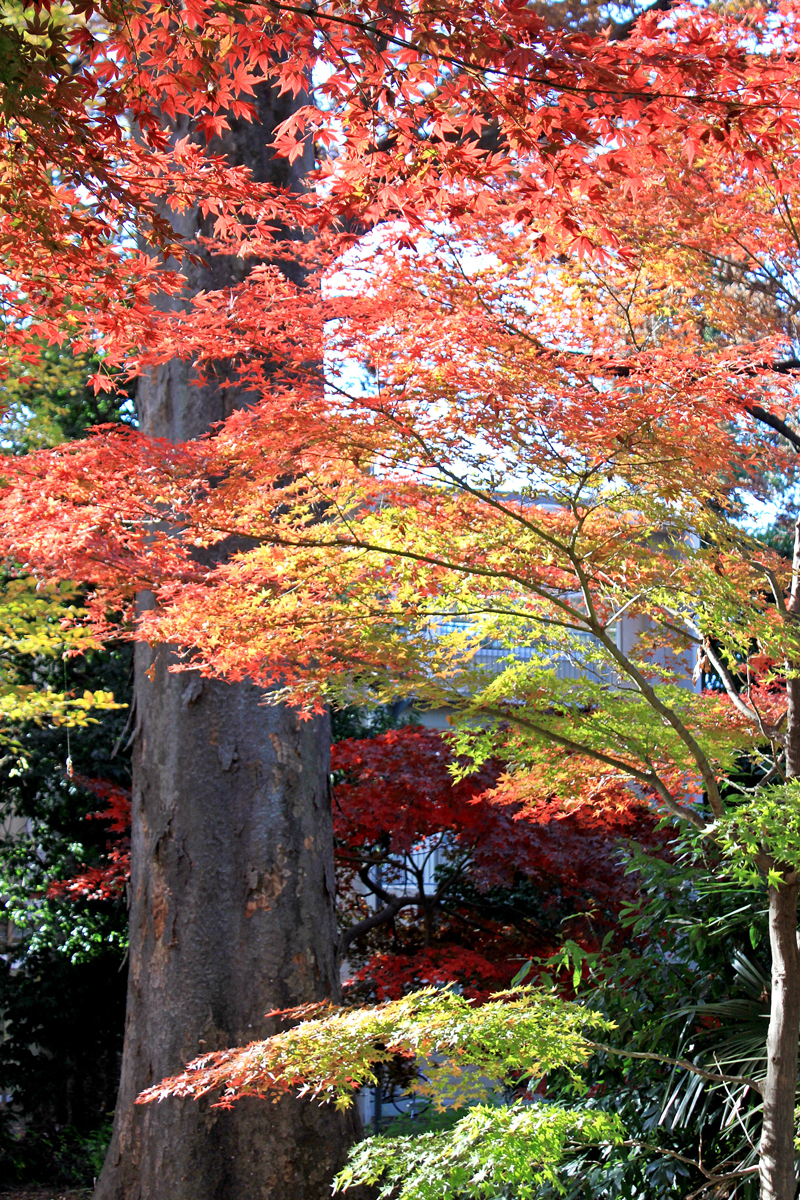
94,85,359,1200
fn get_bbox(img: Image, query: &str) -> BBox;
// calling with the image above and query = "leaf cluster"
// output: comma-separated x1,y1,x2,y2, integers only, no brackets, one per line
716,780,800,882
137,986,616,1111
336,1102,624,1200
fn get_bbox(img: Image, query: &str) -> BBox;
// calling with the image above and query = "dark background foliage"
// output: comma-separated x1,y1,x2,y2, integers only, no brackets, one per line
0,348,133,1190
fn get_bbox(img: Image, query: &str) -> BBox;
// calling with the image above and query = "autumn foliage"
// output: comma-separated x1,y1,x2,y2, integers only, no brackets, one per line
8,0,800,380
47,775,131,903
50,727,657,996
332,727,660,999
12,0,800,1194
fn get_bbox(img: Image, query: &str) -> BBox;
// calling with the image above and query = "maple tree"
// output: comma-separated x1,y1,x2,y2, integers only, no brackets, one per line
137,985,625,1199
12,1,800,1198
332,725,658,1002
45,731,769,1195
43,722,766,1193
13,126,800,1200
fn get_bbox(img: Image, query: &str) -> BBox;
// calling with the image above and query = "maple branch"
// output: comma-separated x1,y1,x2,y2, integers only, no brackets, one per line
752,761,784,791
431,849,471,905
701,639,785,745
479,705,707,831
588,355,800,389
426,604,600,635
588,622,725,818
262,524,595,630
256,0,758,107
647,610,702,648
355,864,397,907
366,420,623,614
586,1042,763,1095
741,556,789,616
746,403,800,455
339,891,419,952
584,263,642,350
710,229,797,315
341,863,426,951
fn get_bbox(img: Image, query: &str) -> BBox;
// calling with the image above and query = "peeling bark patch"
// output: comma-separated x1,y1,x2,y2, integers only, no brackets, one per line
245,863,288,916
217,737,238,771
151,876,170,942
180,673,204,708
268,732,300,771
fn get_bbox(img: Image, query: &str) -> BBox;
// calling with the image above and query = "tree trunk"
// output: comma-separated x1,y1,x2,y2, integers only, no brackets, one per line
759,517,800,1199
94,84,359,1200
760,879,800,1200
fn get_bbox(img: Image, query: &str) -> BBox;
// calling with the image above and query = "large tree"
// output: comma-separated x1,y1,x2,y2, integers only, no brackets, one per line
88,77,364,1195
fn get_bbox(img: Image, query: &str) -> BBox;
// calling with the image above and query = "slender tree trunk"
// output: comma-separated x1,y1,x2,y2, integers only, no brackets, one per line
760,878,800,1200
759,516,800,1199
94,85,359,1200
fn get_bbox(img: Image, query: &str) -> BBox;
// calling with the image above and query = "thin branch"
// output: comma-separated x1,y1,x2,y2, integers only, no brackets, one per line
479,704,708,831
260,0,771,106
713,1057,759,1152
743,557,789,616
607,588,656,627
621,1141,758,1199
683,1169,760,1200
589,623,725,817
747,403,800,454
652,612,702,646
702,639,785,745
588,1042,763,1095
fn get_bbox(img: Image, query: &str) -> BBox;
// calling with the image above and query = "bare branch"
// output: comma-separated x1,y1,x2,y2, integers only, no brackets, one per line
620,1141,758,1199
702,639,785,745
588,1042,763,1095
747,403,800,454
340,891,421,953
